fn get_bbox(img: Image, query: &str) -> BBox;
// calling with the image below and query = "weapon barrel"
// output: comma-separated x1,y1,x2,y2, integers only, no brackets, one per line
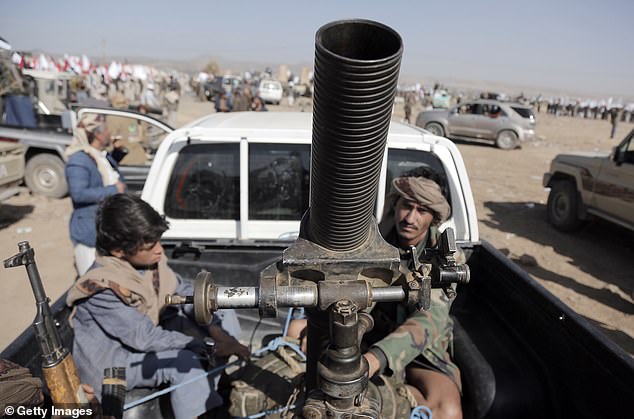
307,19,403,251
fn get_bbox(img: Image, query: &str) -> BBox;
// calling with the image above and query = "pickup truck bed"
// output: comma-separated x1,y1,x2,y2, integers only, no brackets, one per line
3,240,631,418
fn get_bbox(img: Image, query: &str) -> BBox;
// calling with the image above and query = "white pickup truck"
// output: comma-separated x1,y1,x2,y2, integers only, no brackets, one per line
4,113,632,419
132,111,631,418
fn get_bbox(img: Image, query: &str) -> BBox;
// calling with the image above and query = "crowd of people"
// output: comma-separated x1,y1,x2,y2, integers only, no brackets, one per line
0,43,185,128
397,81,634,124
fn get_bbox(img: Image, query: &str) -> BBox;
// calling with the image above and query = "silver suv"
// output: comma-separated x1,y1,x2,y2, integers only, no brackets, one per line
415,99,536,149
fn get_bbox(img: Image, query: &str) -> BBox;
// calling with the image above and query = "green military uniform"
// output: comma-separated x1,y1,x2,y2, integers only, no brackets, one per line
366,225,461,392
0,50,24,97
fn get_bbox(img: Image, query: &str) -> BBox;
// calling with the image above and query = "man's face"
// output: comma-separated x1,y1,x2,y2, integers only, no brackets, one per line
125,241,164,268
92,125,111,149
393,197,434,248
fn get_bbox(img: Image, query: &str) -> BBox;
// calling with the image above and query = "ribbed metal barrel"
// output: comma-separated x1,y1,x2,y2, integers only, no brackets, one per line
309,19,403,251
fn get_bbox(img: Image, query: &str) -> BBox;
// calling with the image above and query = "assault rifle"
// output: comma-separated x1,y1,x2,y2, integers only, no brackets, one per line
4,241,88,406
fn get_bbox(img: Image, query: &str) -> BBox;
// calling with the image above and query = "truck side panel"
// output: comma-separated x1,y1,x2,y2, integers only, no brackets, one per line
453,241,632,419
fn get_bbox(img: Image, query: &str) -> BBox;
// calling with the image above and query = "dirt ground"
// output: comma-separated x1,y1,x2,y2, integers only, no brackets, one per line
1,94,632,356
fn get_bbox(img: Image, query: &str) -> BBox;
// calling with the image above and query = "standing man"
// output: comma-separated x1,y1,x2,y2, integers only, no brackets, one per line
164,86,180,126
231,87,251,112
610,107,620,139
403,92,413,124
65,113,126,275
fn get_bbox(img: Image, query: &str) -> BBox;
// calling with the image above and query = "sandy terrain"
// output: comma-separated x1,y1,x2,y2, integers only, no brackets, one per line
1,94,632,356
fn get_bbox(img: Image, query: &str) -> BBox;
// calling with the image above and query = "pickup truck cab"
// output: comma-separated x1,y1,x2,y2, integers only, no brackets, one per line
0,107,173,197
142,111,479,246
543,128,634,232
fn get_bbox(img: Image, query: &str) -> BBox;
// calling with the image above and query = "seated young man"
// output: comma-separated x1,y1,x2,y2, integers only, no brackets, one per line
67,193,249,419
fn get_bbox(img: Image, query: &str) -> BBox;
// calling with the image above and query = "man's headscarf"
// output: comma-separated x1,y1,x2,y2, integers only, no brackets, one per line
64,113,115,186
379,175,451,237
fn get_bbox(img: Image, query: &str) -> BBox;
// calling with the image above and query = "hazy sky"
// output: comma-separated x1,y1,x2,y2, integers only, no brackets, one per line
2,0,633,98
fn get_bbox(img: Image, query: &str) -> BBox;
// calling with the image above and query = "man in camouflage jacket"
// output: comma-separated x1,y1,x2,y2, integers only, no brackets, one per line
363,167,462,419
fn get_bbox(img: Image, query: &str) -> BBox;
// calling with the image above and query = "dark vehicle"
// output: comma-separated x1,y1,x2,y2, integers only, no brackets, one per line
0,107,173,197
203,75,242,102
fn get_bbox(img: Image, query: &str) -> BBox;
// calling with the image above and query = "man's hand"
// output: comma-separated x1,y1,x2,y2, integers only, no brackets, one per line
81,383,97,402
115,181,126,193
286,319,308,352
364,352,381,377
208,324,250,361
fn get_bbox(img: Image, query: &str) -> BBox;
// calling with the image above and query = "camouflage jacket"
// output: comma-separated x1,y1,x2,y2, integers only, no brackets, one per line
366,227,458,380
0,52,24,97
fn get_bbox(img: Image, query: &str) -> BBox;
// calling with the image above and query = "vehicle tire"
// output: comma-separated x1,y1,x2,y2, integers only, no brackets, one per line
496,130,519,150
24,154,68,198
425,122,445,137
547,180,582,232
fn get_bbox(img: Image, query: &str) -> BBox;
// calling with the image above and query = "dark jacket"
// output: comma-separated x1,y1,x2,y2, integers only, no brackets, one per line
65,151,122,246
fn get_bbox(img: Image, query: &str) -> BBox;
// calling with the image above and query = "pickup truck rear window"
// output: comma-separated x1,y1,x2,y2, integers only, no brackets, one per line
249,143,310,220
385,149,449,202
164,143,240,219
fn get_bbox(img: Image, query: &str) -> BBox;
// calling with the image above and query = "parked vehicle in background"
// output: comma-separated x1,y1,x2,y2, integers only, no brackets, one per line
415,99,536,149
0,107,173,198
21,69,75,130
0,141,25,201
543,128,634,232
203,75,243,102
257,79,283,105
432,89,451,108
292,83,312,98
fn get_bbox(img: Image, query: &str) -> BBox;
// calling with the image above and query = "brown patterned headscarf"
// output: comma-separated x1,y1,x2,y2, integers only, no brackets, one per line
66,254,178,326
379,176,451,236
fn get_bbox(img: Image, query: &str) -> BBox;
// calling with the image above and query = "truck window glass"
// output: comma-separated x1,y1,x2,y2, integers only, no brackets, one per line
249,143,310,220
511,106,534,119
97,114,168,166
164,143,240,220
385,149,449,203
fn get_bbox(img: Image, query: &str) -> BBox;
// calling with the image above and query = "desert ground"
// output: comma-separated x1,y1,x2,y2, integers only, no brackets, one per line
1,93,632,356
